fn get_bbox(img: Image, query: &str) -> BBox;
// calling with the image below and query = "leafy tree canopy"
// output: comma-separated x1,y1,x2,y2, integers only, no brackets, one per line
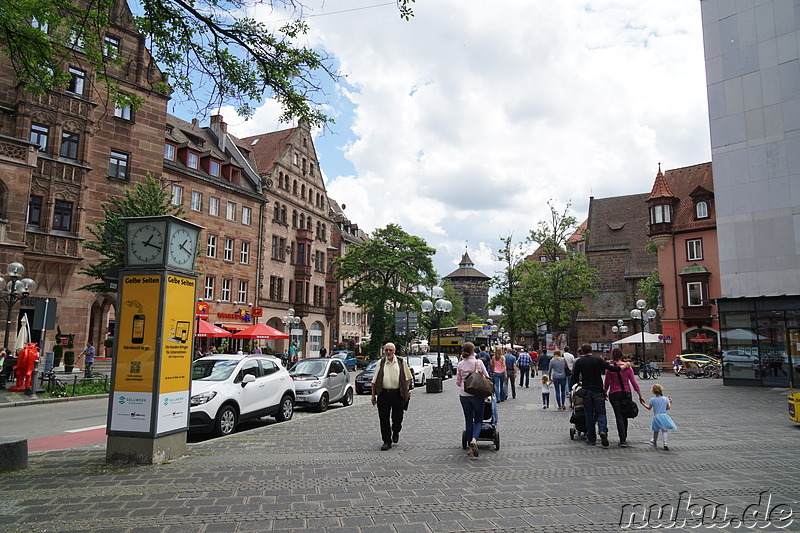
1,0,415,124
488,233,528,338
79,174,184,292
335,223,436,356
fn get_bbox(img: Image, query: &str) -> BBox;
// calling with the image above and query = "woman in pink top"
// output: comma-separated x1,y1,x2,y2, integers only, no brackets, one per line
603,347,644,447
491,347,507,402
456,342,489,457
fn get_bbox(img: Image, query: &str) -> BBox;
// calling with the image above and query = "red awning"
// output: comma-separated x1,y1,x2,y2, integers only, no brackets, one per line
232,323,289,339
195,320,233,338
219,323,250,331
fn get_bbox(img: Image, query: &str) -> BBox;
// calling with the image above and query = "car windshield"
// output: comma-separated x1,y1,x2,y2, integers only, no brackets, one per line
332,354,348,360
365,360,379,372
406,356,423,366
290,360,328,377
192,359,240,381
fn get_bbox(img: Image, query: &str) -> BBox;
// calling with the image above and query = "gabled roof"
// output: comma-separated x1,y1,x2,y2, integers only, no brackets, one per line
585,193,655,278
656,162,715,232
240,128,295,174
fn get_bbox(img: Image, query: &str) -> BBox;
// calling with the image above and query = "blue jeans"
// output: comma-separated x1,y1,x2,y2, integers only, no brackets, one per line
493,372,506,401
552,377,567,407
582,389,608,443
460,395,484,441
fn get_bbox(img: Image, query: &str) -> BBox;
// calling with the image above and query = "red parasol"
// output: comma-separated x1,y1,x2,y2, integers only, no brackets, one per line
232,322,289,339
195,319,233,338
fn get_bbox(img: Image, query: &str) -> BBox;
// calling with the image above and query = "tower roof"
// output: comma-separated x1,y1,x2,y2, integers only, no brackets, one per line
444,252,490,280
646,163,677,201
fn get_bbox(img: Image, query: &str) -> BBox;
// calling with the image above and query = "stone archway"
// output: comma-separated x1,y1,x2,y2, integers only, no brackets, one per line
89,294,116,356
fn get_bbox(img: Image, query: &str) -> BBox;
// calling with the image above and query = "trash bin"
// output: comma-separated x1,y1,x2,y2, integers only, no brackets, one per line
426,377,443,393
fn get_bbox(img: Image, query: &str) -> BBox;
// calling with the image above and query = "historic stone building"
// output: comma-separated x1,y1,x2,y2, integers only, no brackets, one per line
443,252,490,321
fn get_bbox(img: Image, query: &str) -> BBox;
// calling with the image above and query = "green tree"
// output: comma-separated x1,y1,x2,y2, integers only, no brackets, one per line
523,200,597,333
487,234,528,339
637,270,661,312
438,280,464,329
79,174,184,293
335,223,436,357
1,0,415,124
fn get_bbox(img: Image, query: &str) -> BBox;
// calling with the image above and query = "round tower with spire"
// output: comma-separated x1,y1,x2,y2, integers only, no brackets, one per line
444,251,490,320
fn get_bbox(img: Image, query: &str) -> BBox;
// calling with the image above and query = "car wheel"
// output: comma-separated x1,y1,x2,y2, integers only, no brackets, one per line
317,392,329,412
341,388,353,406
213,405,237,437
275,394,294,422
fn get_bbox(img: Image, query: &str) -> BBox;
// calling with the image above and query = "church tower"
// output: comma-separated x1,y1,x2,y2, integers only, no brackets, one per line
444,252,490,320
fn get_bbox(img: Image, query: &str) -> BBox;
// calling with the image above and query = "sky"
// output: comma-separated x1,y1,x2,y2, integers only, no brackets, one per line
215,0,712,283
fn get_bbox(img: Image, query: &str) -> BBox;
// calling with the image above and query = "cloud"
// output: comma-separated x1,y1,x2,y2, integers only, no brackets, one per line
232,0,710,280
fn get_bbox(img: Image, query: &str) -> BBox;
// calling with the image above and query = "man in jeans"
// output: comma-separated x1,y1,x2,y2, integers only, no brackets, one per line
517,349,532,388
571,343,631,447
504,349,518,399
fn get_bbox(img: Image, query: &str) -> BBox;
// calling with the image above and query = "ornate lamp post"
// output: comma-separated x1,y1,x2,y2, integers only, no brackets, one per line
611,319,628,340
0,262,36,352
281,308,301,361
421,286,452,376
630,299,657,367
486,318,498,349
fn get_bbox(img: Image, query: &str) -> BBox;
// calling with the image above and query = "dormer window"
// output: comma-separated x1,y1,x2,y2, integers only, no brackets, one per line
209,160,220,177
187,153,199,169
696,201,708,219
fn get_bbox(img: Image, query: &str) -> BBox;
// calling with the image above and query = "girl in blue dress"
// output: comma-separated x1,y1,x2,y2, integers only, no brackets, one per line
641,383,676,450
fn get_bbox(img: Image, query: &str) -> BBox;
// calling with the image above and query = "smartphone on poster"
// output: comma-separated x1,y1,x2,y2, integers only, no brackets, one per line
132,314,145,344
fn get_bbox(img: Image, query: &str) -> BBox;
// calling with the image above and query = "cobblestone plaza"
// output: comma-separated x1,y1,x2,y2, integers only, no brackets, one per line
1,376,798,532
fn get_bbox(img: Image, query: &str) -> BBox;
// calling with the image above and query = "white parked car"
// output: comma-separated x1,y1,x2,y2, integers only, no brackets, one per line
405,355,434,387
190,354,295,437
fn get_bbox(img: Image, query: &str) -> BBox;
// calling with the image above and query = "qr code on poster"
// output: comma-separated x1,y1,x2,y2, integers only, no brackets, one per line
130,361,141,374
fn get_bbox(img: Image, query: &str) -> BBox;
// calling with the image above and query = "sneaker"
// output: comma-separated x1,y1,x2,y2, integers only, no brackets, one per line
618,442,628,448
650,439,656,446
380,442,391,451
585,439,596,446
663,445,670,451
469,441,479,457
599,432,609,447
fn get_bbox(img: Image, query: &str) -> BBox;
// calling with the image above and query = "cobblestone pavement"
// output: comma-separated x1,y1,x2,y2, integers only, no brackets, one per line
1,375,799,532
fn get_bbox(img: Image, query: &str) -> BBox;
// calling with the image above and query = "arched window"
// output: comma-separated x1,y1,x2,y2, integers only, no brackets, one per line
273,202,279,220
322,224,326,241
292,210,297,228
299,213,305,229
301,184,306,198
280,205,286,223
696,201,708,219
306,216,312,230
316,221,321,236
292,180,297,195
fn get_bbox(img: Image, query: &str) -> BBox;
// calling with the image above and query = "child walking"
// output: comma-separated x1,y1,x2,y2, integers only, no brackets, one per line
541,375,552,409
641,383,676,450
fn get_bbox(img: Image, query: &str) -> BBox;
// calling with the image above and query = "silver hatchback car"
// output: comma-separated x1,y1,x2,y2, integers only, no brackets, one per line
289,358,354,412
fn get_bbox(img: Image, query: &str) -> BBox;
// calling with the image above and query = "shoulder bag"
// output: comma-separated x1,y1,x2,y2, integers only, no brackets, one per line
614,367,639,418
464,359,494,398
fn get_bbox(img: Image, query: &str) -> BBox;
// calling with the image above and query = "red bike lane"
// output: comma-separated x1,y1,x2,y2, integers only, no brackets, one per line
28,427,107,452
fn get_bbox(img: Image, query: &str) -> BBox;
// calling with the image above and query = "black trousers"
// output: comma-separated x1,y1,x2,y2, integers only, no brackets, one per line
377,389,405,444
608,391,631,443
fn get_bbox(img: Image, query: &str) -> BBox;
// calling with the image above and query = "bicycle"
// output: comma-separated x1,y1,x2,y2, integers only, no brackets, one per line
40,370,67,395
638,363,661,380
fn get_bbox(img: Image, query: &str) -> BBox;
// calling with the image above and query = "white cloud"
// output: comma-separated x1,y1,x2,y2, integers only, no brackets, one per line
234,0,710,279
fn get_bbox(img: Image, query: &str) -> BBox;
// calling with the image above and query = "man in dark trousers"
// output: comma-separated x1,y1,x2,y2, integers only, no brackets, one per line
371,343,412,450
571,343,631,447
537,350,551,378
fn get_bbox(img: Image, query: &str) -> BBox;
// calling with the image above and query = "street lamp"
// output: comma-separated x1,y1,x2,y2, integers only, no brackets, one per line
611,319,628,340
499,329,510,348
421,286,452,376
281,308,301,361
0,262,36,352
630,299,657,367
486,318,498,349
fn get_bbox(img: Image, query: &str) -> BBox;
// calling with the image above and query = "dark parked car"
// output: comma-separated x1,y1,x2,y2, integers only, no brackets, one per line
355,360,379,395
425,352,454,379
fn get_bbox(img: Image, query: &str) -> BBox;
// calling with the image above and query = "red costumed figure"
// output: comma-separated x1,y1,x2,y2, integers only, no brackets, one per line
8,342,39,392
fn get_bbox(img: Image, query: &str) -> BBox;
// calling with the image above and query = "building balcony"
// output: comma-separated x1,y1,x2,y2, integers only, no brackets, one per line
292,302,309,318
681,304,713,325
294,263,311,280
296,228,312,242
25,229,82,259
36,156,89,184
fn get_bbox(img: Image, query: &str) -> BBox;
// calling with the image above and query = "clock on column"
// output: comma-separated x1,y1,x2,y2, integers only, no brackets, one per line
124,216,203,271
166,224,199,271
126,220,167,267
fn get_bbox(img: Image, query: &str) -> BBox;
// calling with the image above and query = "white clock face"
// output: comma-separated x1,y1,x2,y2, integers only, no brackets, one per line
168,227,196,267
130,223,165,264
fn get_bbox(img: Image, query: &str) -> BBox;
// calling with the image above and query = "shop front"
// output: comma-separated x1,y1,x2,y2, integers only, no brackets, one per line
718,296,799,387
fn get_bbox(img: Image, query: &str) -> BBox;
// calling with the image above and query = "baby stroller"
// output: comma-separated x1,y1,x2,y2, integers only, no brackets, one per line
462,394,500,451
569,384,587,440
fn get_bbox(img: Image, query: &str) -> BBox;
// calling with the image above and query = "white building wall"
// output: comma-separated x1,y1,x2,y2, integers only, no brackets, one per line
701,0,800,297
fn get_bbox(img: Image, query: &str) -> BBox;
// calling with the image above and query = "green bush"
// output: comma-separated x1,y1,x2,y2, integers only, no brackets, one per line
64,350,75,366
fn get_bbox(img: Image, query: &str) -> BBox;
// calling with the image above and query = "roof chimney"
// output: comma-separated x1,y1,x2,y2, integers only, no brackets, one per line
210,114,227,133
191,118,199,127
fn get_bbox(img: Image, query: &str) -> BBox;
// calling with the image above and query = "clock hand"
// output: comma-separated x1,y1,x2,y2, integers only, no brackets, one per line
179,240,190,253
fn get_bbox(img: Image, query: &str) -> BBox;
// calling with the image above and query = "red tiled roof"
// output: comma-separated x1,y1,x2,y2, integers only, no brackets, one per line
240,127,297,174
646,165,676,200
658,162,714,232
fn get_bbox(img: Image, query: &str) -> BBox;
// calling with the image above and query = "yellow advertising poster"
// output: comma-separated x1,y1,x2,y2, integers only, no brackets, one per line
159,274,196,394
113,274,161,393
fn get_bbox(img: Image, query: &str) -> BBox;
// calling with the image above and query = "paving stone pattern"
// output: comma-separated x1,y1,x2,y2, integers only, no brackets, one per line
1,376,798,532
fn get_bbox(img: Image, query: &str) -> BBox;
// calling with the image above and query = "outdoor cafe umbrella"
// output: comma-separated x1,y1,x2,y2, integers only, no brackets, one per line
13,314,31,352
721,328,767,341
612,331,663,345
232,322,289,340
195,319,233,338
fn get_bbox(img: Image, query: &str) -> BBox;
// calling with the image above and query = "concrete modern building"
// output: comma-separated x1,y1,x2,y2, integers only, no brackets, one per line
700,0,800,386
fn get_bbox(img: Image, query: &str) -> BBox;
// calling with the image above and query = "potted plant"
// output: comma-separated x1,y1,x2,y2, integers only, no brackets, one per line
103,337,114,356
63,349,75,373
52,344,64,368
